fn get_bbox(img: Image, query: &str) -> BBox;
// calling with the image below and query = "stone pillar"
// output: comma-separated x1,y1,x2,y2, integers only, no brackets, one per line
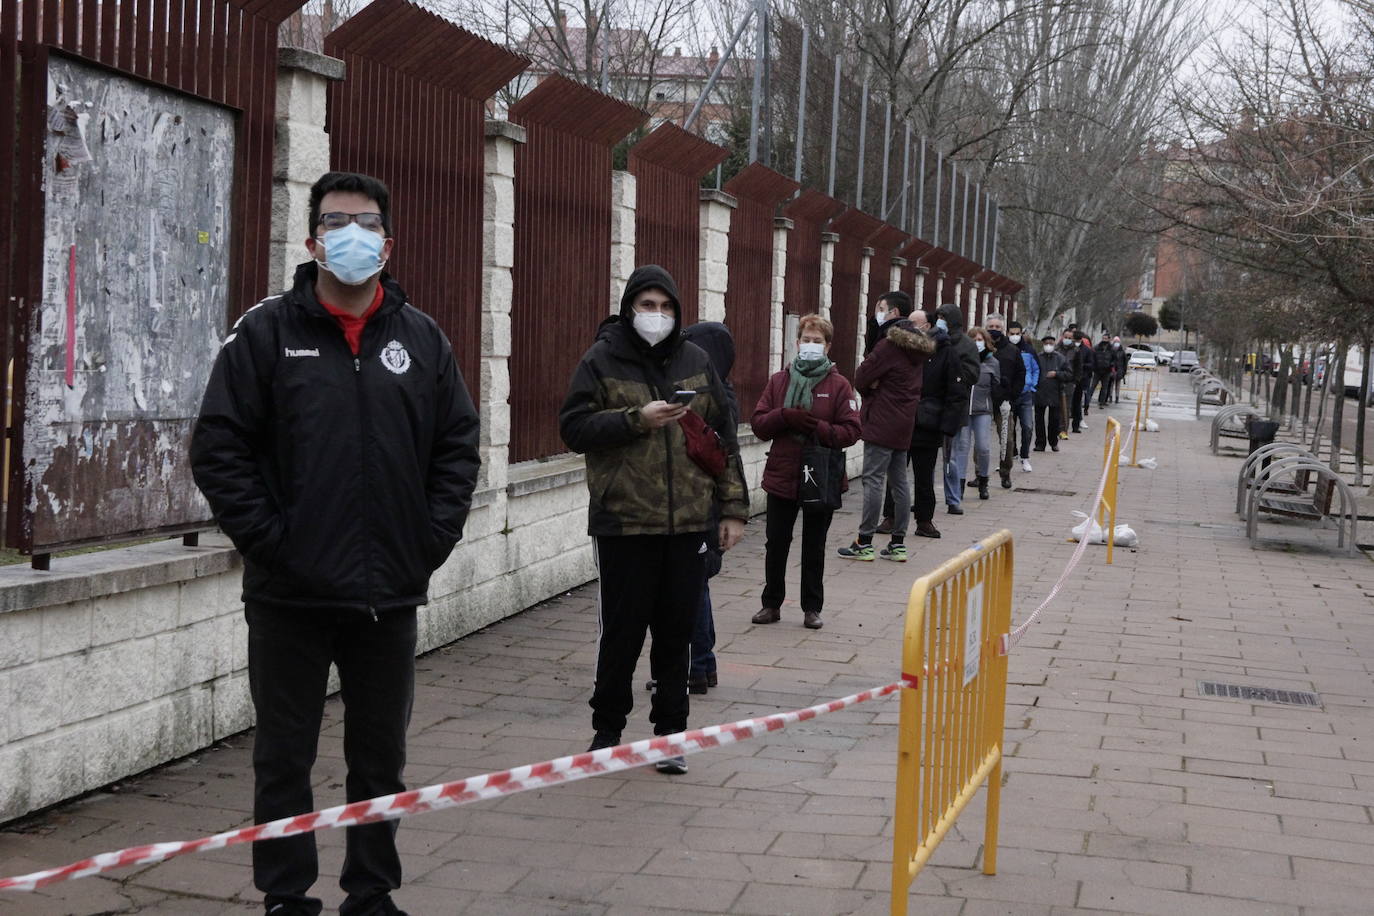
934,271,945,307
479,121,525,495
913,267,927,313
890,257,906,294
818,231,839,319
952,277,965,321
969,282,981,325
270,48,345,293
698,190,736,324
609,171,637,314
858,246,874,367
771,217,792,370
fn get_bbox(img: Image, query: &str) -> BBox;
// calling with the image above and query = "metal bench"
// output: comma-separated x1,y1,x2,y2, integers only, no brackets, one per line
1210,404,1261,454
1195,378,1233,416
1235,442,1317,515
1243,456,1358,555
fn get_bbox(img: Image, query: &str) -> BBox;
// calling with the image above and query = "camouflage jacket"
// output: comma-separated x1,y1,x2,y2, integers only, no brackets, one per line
559,317,750,537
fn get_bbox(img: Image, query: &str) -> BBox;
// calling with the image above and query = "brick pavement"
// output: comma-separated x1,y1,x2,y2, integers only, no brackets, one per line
2,370,1372,915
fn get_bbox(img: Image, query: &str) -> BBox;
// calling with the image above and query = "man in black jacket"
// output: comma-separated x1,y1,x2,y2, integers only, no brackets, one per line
936,302,980,514
909,313,971,538
559,265,748,775
192,172,480,916
983,313,1026,489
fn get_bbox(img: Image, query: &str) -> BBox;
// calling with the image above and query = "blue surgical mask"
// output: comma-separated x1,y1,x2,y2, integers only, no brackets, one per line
318,223,386,286
935,318,949,332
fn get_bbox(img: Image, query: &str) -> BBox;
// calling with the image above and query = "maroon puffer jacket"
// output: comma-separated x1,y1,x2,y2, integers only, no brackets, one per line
853,324,936,450
751,365,862,500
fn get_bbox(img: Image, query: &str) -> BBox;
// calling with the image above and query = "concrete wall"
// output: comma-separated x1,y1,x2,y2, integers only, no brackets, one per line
0,49,862,823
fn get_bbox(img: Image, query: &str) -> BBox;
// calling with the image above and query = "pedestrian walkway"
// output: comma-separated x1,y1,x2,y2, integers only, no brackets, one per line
2,371,1372,915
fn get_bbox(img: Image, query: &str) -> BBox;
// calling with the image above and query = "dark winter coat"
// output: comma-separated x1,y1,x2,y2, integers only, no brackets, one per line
1078,340,1098,382
937,303,980,425
751,366,862,500
190,261,481,614
864,314,903,356
1036,348,1069,406
911,330,971,449
683,321,740,560
991,333,1026,406
853,323,937,450
1094,340,1118,378
559,265,749,537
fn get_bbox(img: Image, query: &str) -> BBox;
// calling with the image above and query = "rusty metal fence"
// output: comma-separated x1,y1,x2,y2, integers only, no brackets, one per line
782,189,844,322
1,0,301,563
828,209,883,378
629,123,728,327
325,0,528,398
507,75,646,463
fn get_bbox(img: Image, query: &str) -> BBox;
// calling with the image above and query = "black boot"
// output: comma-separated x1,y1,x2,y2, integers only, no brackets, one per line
976,476,990,500
999,470,1012,489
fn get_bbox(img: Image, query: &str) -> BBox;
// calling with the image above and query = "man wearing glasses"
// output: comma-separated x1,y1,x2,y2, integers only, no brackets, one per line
192,172,480,916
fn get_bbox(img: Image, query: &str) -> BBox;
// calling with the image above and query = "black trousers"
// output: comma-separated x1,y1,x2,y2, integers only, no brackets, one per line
1096,372,1114,406
1070,382,1085,431
1034,403,1062,449
908,446,940,524
592,533,707,736
246,603,417,916
761,493,834,615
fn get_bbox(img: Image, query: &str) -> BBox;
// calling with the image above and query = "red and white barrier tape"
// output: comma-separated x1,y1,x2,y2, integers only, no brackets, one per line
0,680,912,892
1007,427,1119,648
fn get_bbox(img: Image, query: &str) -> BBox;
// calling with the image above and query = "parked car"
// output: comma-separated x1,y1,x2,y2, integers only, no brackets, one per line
1169,350,1199,372
1154,345,1175,365
1128,350,1157,370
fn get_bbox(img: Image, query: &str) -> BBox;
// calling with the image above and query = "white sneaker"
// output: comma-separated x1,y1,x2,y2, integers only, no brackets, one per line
1021,458,1032,472
1081,421,1089,430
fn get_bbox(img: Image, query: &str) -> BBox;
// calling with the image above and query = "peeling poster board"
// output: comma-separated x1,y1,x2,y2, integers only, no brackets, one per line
20,55,234,550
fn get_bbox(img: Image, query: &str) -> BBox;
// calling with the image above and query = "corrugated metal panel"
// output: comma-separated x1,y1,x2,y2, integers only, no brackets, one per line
828,209,884,379
325,0,529,400
1,0,300,556
629,123,728,326
722,162,799,418
782,189,844,318
508,77,647,462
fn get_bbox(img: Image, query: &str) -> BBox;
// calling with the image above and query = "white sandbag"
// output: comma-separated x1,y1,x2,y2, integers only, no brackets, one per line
1151,397,1163,406
1139,457,1158,469
1144,418,1160,433
1112,525,1139,547
1070,510,1105,544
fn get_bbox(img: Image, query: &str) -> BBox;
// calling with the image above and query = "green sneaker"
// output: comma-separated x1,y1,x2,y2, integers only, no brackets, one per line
836,542,875,561
880,543,908,562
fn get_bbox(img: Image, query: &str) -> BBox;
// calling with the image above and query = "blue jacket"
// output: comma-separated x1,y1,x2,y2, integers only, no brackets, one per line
1016,336,1040,399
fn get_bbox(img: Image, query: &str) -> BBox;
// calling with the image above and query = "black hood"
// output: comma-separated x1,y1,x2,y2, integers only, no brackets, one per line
617,264,684,358
682,321,735,379
936,302,966,333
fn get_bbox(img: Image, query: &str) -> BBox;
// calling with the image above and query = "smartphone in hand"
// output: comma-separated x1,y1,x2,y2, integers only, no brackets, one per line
670,389,698,406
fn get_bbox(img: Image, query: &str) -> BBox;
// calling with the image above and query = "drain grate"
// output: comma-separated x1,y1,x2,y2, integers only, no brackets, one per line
1198,681,1321,708
1014,488,1078,496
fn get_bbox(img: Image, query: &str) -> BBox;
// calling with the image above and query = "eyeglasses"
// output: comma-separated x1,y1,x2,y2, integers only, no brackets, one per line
319,211,385,232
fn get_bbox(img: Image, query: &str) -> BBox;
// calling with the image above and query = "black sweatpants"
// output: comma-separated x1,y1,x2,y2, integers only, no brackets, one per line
592,533,707,736
761,493,834,615
1071,382,1086,431
246,603,417,916
908,445,940,524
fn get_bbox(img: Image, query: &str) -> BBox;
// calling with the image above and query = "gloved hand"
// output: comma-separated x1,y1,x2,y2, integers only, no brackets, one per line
782,408,820,433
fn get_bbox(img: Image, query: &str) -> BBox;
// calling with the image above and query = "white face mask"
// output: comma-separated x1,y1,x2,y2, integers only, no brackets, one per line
975,340,986,353
632,311,674,346
875,309,888,324
936,318,949,332
1074,340,1082,347
1009,334,1022,345
1112,342,1121,349
1043,345,1055,354
798,342,826,360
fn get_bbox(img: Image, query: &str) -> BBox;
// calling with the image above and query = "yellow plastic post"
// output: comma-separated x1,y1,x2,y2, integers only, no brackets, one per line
1129,393,1142,468
1099,419,1121,564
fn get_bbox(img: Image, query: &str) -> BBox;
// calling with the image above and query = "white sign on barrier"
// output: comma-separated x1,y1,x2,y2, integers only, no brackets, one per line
963,583,984,686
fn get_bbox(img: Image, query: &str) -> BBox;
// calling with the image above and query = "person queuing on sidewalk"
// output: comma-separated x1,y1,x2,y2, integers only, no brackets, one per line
962,326,1002,500
936,302,981,515
866,291,916,534
1056,330,1076,442
191,171,482,916
1068,330,1092,434
750,314,861,630
1107,336,1129,402
1078,331,1097,427
1094,336,1117,408
559,265,749,776
681,321,739,694
983,313,1026,490
838,317,935,563
1007,320,1041,472
1035,335,1068,452
908,311,971,539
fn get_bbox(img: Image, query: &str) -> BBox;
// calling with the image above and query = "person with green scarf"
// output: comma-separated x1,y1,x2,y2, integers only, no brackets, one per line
749,315,862,630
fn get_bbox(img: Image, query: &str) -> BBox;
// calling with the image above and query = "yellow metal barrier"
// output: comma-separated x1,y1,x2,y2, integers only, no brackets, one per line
1099,418,1122,564
891,531,1013,915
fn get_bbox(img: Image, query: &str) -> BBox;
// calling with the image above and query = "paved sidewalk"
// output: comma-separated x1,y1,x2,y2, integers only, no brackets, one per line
2,371,1372,915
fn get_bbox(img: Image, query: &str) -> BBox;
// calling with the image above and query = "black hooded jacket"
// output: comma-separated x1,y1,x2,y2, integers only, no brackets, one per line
683,321,739,426
190,261,481,613
558,265,749,537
